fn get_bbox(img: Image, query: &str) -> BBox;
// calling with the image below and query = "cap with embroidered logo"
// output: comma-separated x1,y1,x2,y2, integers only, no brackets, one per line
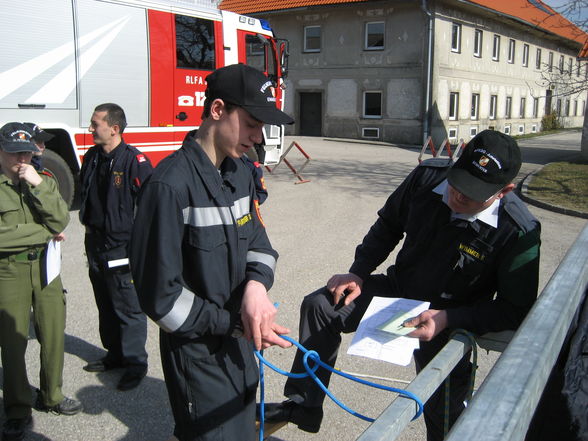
205,63,294,125
447,129,521,202
0,122,40,153
24,122,54,143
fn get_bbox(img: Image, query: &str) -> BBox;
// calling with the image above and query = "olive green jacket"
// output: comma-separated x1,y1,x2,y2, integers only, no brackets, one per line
0,170,70,253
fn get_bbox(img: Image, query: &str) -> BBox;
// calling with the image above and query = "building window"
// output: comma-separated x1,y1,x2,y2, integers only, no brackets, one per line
577,60,581,77
363,91,382,118
492,35,500,61
549,52,553,72
505,96,512,118
520,97,526,118
556,98,562,115
582,100,586,116
362,127,380,139
508,39,515,63
531,124,537,133
304,26,321,52
536,48,542,69
504,124,511,135
518,125,525,134
522,44,529,67
448,127,458,139
533,97,539,118
449,92,459,120
451,22,462,52
471,93,480,120
489,95,497,119
474,29,483,57
559,55,565,73
568,57,573,75
470,126,478,137
565,99,570,116
365,22,385,50
574,100,578,116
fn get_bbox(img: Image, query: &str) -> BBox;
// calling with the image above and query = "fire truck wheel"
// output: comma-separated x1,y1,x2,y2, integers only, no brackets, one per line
42,149,75,209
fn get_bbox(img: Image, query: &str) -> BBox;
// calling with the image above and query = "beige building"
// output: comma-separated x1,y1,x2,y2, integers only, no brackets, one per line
220,0,588,145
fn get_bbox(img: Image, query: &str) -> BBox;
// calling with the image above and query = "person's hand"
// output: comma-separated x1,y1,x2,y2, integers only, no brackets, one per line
240,280,291,350
53,232,66,242
404,309,448,341
18,164,42,187
326,273,363,306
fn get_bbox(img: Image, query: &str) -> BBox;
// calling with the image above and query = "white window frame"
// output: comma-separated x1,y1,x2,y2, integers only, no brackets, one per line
568,57,573,76
449,92,459,120
492,35,500,61
448,127,458,139
470,126,478,137
489,95,497,119
549,52,554,72
531,124,537,133
365,21,385,50
362,127,380,139
559,55,565,73
505,96,512,119
508,39,516,63
535,48,542,69
520,97,526,118
522,44,529,67
504,124,511,135
474,29,482,57
518,125,525,134
303,25,321,53
471,93,480,120
451,22,462,53
363,91,382,118
533,97,539,118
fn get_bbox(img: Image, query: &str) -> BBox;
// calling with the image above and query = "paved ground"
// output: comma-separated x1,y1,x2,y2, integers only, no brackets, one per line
2,132,587,441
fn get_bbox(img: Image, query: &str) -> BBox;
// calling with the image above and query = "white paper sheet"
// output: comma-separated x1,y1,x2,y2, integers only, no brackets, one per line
346,297,430,366
45,239,61,286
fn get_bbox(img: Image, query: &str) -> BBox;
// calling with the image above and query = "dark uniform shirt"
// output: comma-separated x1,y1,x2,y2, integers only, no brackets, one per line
130,135,278,340
349,159,541,336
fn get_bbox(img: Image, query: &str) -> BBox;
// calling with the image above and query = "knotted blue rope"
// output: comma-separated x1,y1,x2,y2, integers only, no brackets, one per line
255,334,424,440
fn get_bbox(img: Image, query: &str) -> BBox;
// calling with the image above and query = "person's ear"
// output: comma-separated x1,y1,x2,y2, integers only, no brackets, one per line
497,183,515,199
210,99,225,120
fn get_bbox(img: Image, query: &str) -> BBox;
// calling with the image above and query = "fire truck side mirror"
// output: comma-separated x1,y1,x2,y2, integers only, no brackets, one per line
176,112,188,121
279,40,289,79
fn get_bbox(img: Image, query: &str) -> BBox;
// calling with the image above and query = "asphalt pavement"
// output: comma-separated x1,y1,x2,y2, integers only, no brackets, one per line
3,131,587,441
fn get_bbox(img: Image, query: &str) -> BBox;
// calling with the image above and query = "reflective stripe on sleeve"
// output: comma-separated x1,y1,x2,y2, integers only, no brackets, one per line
247,251,276,273
182,196,251,227
157,287,195,333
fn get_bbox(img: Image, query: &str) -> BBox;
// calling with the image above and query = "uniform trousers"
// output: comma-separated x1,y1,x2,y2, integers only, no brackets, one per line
283,274,472,441
0,250,65,419
85,233,147,369
160,331,259,441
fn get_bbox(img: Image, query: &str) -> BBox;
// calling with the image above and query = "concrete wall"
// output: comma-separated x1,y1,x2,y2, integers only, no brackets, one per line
256,0,586,146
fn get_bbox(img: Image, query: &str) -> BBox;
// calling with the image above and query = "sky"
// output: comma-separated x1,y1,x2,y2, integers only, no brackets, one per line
544,0,588,27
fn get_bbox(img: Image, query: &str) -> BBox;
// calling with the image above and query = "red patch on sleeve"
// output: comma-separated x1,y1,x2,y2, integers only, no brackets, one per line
136,154,146,163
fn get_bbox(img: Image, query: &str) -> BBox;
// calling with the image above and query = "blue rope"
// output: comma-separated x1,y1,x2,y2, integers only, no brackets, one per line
255,334,424,440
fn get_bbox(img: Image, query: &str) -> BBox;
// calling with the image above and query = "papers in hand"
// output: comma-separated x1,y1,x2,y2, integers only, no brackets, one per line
45,239,61,286
347,297,430,366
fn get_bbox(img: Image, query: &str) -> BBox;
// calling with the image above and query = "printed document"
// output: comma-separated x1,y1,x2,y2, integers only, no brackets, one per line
347,297,430,366
45,239,61,286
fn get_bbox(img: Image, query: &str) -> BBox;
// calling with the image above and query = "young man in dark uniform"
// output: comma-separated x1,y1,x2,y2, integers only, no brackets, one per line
0,123,81,441
261,130,541,441
79,103,153,391
130,64,293,441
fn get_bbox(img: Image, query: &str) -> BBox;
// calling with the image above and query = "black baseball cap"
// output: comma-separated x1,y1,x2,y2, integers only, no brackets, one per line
205,64,294,125
24,122,54,143
0,122,40,153
447,130,521,202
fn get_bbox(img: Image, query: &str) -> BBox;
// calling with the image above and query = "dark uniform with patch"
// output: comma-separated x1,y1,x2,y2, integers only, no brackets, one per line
0,169,69,419
79,141,152,371
283,158,541,441
130,135,278,441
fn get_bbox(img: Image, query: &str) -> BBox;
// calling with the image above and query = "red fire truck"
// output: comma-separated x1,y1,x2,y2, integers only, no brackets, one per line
0,0,289,206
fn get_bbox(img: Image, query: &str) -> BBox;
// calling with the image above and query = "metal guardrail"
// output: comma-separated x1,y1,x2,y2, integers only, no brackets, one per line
358,222,588,441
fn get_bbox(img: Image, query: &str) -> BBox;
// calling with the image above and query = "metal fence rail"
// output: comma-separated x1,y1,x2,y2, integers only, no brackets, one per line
357,223,588,441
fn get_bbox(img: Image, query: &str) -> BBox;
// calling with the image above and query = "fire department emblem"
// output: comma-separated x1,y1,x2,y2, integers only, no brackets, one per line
113,171,123,188
18,132,27,140
479,156,490,167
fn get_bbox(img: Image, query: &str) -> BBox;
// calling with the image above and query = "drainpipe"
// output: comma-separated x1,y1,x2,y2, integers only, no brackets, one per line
421,0,433,144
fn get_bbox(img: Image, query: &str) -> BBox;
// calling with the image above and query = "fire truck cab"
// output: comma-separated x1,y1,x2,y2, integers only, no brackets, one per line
0,0,289,207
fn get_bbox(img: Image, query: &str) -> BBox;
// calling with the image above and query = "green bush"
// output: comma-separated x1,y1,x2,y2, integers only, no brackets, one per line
541,112,563,131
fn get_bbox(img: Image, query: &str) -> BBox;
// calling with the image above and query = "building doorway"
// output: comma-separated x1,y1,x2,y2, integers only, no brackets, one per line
299,92,322,136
